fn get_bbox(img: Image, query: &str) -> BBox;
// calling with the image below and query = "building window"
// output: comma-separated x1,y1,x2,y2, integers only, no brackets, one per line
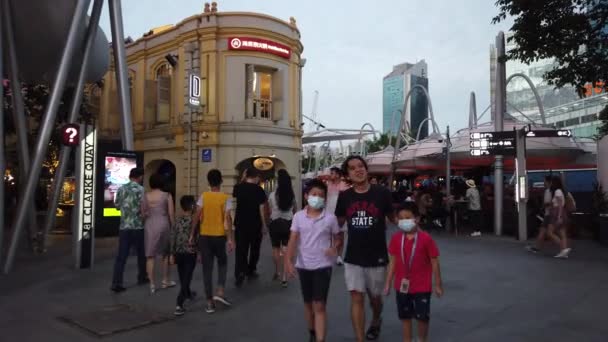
581,113,598,124
246,65,273,120
555,120,565,128
155,63,172,124
565,117,580,126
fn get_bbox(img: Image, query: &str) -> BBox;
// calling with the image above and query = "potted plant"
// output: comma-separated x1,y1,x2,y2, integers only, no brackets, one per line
592,183,608,245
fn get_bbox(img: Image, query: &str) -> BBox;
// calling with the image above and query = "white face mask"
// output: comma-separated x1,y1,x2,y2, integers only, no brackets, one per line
307,195,325,209
398,219,416,232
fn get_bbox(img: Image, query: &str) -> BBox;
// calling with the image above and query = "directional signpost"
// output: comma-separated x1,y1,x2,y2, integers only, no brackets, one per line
469,128,573,241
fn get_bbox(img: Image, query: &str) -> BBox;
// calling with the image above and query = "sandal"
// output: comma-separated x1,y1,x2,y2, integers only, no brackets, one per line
365,318,382,340
161,281,176,289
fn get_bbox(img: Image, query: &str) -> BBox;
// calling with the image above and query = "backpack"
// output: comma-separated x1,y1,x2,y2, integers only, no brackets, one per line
564,192,577,213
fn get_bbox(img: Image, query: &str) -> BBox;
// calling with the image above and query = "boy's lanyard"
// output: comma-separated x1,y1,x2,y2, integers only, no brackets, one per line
400,232,418,278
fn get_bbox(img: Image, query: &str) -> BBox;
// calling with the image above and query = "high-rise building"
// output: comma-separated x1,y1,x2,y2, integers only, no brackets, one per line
382,60,429,139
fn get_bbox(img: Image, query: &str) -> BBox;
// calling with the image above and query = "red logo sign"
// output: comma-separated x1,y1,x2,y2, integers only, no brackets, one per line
228,37,291,59
61,123,80,147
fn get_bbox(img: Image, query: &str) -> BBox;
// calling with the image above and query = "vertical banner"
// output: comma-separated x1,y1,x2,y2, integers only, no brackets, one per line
73,122,97,269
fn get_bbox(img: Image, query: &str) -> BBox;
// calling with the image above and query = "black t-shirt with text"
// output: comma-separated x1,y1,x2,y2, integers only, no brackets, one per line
335,185,393,267
233,182,267,229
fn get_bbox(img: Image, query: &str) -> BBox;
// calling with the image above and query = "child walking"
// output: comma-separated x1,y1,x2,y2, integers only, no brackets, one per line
384,203,443,342
171,195,198,316
285,179,342,342
191,169,234,314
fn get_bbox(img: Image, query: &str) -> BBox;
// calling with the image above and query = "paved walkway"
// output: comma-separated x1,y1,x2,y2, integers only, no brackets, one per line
1,231,608,341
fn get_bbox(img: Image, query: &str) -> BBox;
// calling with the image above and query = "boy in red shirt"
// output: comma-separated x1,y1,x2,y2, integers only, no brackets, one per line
384,203,443,342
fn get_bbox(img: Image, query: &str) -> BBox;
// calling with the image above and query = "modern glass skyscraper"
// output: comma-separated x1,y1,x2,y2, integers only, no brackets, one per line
382,60,429,139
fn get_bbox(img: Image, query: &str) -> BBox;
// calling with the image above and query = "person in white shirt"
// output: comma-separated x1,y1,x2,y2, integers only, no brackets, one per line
465,180,482,237
527,176,572,258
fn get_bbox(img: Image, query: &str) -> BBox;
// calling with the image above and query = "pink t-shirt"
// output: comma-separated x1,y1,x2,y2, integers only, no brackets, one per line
291,208,341,270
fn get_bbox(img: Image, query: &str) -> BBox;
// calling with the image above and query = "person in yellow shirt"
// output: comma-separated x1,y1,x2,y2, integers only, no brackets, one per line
190,169,235,314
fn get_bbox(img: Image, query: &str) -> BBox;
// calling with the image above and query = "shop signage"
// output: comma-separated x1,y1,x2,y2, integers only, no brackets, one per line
228,37,291,59
189,74,201,106
253,157,274,171
73,123,97,269
202,149,212,162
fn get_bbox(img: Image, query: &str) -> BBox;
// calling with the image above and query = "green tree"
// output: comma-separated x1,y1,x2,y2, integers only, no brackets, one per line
493,0,608,136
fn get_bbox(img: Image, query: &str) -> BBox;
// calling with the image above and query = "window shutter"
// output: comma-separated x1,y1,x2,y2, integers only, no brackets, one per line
157,76,171,123
144,80,157,126
272,68,284,122
245,65,254,118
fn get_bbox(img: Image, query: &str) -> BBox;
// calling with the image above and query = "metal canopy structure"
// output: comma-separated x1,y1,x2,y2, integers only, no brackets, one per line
1,0,134,273
302,128,377,144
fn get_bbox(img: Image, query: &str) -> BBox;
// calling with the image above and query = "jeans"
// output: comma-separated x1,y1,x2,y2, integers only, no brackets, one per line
199,236,228,300
175,253,197,307
234,228,262,279
111,229,147,286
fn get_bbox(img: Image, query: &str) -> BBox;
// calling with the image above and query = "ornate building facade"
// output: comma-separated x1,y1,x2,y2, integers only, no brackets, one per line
98,3,304,205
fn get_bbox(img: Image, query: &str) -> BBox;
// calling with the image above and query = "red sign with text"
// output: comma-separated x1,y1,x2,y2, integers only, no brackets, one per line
228,37,291,59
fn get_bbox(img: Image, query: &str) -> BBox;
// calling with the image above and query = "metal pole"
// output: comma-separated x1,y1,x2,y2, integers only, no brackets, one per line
41,0,104,252
2,1,41,252
469,92,477,129
494,31,506,236
109,0,134,150
446,125,452,232
515,128,528,241
0,8,5,263
4,0,91,274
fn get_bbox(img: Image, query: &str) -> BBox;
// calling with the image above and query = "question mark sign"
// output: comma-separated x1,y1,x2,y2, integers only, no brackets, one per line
65,127,78,143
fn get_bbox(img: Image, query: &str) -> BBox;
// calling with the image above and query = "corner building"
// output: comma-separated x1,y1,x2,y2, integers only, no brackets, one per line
98,7,304,206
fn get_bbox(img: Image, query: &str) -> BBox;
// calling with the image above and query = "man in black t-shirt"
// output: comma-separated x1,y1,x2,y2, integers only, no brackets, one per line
232,168,268,287
335,156,395,342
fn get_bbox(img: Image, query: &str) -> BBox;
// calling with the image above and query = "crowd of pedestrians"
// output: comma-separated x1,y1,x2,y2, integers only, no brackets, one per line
109,157,447,341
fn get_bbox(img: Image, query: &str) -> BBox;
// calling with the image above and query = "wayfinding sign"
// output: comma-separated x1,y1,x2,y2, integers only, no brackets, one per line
469,131,516,157
525,129,572,138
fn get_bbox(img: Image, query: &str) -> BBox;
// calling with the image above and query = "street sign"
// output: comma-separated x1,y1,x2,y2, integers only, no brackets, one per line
525,129,572,138
469,131,516,157
61,123,80,147
189,74,201,106
202,148,212,162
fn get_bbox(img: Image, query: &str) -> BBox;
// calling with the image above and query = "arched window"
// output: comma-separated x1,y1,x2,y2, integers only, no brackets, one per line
155,63,172,124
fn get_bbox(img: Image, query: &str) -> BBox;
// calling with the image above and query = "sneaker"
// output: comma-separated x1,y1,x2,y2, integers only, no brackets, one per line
174,306,185,316
281,280,288,288
336,256,344,266
525,246,540,254
205,302,216,314
554,248,572,259
470,231,482,237
161,280,177,289
213,295,233,307
110,285,126,293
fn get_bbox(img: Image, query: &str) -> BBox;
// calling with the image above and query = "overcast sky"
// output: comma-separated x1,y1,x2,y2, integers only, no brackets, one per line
99,0,512,135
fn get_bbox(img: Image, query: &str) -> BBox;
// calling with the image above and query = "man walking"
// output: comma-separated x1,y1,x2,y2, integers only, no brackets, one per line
335,156,395,342
111,168,148,292
232,168,268,287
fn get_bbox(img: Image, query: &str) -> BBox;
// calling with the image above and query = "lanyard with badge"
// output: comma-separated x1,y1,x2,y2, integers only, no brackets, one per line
399,232,418,294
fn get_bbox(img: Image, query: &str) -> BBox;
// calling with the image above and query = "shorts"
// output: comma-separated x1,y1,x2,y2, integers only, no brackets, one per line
297,267,332,303
396,292,431,322
344,263,386,297
269,218,291,248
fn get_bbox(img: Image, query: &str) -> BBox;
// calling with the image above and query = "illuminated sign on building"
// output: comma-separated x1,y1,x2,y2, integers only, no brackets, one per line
228,37,291,59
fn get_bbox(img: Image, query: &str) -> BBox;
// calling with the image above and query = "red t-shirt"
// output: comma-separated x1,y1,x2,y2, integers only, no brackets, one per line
388,230,439,293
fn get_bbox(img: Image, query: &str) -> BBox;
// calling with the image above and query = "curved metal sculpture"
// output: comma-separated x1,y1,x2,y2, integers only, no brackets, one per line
415,117,441,142
358,122,377,156
392,84,439,164
506,72,546,124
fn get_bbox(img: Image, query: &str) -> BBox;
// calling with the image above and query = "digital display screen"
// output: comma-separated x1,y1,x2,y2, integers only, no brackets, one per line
103,155,137,217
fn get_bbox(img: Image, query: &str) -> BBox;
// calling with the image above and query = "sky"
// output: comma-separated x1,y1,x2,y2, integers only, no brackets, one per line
99,0,512,135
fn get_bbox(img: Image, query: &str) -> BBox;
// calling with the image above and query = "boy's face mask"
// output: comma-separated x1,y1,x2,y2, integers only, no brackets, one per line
307,195,325,209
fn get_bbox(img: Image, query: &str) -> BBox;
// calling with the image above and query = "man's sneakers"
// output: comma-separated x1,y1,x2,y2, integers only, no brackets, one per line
174,306,186,316
525,245,540,254
110,285,126,293
470,231,482,237
554,248,572,259
205,302,216,314
336,256,344,266
213,295,233,307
